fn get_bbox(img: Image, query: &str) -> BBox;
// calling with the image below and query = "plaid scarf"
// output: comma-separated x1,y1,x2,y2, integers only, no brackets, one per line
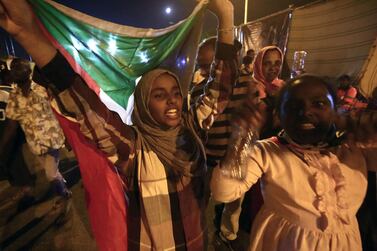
127,69,207,250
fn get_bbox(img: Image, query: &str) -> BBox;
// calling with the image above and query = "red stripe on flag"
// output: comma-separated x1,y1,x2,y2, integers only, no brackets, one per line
54,111,127,251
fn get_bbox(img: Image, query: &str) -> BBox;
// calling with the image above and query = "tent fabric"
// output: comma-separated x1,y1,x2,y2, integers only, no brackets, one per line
235,8,292,57
286,0,377,82
235,9,292,79
358,37,377,96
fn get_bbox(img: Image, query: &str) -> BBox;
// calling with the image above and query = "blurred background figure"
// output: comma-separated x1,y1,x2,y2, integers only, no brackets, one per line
0,59,35,208
336,74,367,113
189,36,217,104
367,86,377,110
240,49,255,75
4,58,71,199
337,74,357,112
357,84,377,251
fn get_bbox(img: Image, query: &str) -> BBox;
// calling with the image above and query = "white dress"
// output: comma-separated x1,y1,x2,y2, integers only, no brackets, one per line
211,138,377,251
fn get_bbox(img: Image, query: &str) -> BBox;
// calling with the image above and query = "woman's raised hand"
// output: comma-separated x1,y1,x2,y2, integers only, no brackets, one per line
0,0,34,37
207,0,234,44
207,0,234,21
232,92,268,136
335,110,377,143
0,0,56,67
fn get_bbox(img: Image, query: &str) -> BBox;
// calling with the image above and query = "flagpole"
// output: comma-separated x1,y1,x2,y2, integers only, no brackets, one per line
244,0,249,24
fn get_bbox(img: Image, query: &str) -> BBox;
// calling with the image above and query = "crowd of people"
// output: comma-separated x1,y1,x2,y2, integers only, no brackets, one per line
0,0,376,250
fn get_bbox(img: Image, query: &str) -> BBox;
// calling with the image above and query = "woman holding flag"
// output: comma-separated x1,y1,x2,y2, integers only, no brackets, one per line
0,0,237,250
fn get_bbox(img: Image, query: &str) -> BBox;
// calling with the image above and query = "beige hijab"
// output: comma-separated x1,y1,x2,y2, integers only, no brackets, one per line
131,68,204,176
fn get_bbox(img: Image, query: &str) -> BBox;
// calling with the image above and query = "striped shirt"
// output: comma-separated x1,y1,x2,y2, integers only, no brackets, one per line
190,69,252,168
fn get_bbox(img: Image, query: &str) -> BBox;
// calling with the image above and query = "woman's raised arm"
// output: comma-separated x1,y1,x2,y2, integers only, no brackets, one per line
0,0,56,67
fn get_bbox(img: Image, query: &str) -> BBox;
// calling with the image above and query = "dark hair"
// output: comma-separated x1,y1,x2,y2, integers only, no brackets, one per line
276,74,338,115
246,49,255,57
9,58,32,85
338,74,351,82
234,39,242,52
0,59,10,84
242,55,253,65
199,36,216,51
199,37,242,53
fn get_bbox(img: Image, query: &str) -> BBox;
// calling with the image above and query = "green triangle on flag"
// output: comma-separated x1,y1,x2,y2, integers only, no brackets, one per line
29,0,207,123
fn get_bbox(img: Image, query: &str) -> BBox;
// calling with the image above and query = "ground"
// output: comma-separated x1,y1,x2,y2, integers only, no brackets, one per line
0,156,252,251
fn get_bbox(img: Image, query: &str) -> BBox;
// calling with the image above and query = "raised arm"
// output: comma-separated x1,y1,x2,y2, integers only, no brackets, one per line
336,110,377,172
0,0,135,173
207,0,234,45
0,0,56,67
210,92,268,202
195,0,238,129
210,139,266,202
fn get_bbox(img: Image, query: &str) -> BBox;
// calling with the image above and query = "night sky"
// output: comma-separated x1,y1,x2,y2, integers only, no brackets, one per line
54,0,197,28
1,0,319,58
53,0,320,27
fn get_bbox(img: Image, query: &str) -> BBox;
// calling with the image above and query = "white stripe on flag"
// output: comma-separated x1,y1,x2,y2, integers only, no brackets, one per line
99,88,134,125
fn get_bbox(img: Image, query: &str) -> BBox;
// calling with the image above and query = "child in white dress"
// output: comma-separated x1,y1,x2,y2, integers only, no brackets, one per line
211,74,377,251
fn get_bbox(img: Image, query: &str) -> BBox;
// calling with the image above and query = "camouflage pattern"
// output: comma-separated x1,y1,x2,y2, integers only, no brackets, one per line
6,82,65,155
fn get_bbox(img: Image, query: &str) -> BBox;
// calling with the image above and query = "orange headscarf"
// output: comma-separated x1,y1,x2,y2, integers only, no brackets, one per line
252,46,284,97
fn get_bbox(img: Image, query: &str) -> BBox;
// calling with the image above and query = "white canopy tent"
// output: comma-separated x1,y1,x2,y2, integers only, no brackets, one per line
286,0,377,96
237,0,377,96
358,37,377,96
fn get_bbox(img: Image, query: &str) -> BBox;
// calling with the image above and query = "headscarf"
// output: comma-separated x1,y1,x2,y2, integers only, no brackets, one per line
131,68,204,176
129,69,207,250
252,45,284,95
